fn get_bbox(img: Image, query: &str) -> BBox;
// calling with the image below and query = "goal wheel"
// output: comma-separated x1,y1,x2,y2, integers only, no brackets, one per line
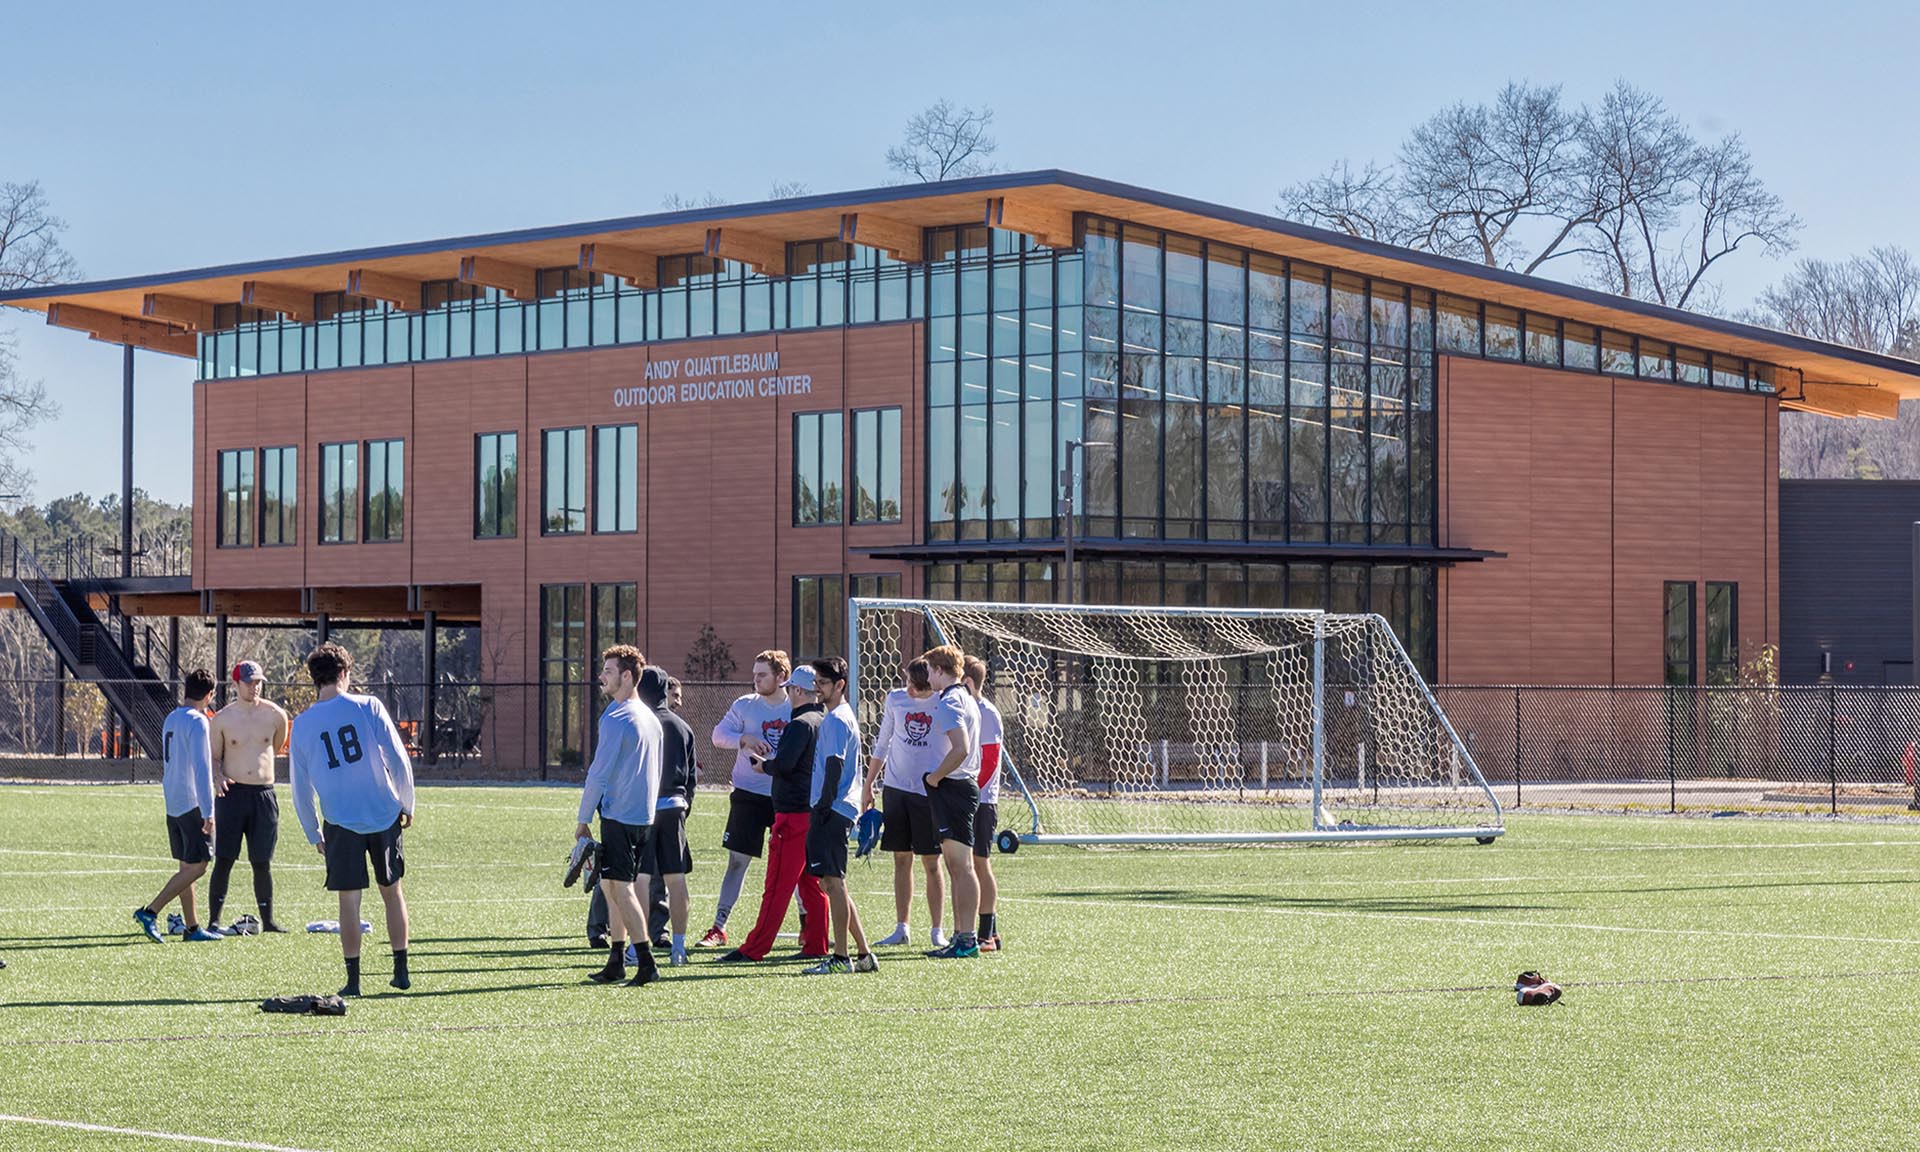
1475,836,1497,846
996,829,1021,855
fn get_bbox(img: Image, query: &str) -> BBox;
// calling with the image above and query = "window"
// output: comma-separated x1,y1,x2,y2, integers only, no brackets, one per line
475,432,518,539
543,427,587,535
363,439,404,542
793,411,844,526
1664,581,1696,686
259,446,296,546
850,573,902,602
540,585,588,768
792,574,845,660
1706,582,1739,685
593,424,638,534
851,407,901,523
591,582,639,742
319,443,359,544
217,449,254,548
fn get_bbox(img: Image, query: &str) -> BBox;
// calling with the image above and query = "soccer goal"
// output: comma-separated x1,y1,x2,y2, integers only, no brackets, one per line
848,598,1504,848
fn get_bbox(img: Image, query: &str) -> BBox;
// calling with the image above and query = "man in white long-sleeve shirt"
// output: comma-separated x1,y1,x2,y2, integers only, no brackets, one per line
133,669,223,944
697,648,793,948
576,644,665,987
288,642,417,997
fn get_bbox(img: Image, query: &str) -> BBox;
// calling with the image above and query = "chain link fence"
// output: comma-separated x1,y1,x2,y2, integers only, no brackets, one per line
4,677,1918,814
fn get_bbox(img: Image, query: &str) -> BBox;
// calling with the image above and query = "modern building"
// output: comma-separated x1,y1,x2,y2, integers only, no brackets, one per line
5,171,1918,768
1780,479,1920,685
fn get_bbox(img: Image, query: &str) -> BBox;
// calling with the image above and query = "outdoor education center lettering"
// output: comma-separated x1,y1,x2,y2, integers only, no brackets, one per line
612,352,811,408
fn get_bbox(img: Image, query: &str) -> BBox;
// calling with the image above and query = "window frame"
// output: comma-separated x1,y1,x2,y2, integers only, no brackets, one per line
474,431,519,540
216,448,255,549
258,444,297,547
850,405,902,524
1705,581,1739,686
791,410,845,527
362,437,405,543
592,423,639,535
1664,580,1697,687
318,441,360,545
541,426,589,536
791,573,847,660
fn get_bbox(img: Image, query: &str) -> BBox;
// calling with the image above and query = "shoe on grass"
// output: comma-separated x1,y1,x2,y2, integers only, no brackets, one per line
695,925,727,948
980,934,1002,953
929,927,949,948
715,948,756,964
799,956,852,975
874,926,909,947
853,953,878,973
670,950,689,967
184,926,224,942
133,907,164,943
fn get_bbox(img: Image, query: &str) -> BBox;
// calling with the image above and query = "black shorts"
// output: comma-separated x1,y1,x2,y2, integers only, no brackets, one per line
214,783,279,862
927,775,980,848
599,817,651,884
642,806,692,875
166,808,212,864
880,786,938,856
805,811,853,879
321,818,405,891
973,802,1000,859
721,789,776,858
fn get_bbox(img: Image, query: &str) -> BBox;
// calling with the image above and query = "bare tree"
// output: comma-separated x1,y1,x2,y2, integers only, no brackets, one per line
766,181,811,200
1759,247,1920,479
885,100,999,183
0,181,76,496
661,191,728,211
1281,81,1799,310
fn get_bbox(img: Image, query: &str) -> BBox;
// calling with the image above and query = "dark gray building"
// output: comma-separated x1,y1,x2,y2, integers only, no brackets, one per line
1780,479,1920,684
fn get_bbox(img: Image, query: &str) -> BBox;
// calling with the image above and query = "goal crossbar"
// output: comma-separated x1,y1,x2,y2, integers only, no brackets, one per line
848,597,1505,849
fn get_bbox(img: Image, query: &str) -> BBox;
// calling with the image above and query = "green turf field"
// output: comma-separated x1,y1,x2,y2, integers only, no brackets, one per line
4,784,1920,1151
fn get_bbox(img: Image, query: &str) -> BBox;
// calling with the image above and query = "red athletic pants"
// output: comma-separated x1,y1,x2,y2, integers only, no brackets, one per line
739,811,828,959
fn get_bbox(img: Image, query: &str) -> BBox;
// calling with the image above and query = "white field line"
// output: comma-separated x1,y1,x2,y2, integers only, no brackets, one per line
0,1113,326,1151
1015,893,1920,949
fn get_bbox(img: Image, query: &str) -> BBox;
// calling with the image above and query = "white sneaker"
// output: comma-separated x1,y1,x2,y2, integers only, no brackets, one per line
669,950,689,968
853,953,878,973
874,926,910,947
930,928,949,948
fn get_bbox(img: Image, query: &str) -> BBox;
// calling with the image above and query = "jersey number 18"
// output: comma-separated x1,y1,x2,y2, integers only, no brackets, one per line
318,726,364,769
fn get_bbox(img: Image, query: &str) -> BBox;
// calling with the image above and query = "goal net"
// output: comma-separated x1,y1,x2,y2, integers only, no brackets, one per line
849,598,1503,846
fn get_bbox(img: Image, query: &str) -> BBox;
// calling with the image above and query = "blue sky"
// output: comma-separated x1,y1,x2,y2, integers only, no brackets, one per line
3,0,1915,504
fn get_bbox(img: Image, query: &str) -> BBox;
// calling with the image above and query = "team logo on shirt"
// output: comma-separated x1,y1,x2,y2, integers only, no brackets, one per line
904,712,932,745
761,719,786,752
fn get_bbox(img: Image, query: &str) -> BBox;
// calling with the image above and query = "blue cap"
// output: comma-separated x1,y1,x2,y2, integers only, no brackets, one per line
783,666,818,692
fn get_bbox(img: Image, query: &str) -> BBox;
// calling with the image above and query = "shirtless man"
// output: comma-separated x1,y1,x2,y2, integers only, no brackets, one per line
209,660,290,933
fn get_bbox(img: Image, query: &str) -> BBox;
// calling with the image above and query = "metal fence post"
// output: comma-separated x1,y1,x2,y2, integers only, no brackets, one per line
1512,685,1523,807
1666,685,1677,813
1828,683,1838,815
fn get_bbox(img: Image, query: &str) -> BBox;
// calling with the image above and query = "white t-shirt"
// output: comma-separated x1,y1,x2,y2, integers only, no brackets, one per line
976,696,1006,805
712,692,791,796
932,683,981,783
872,688,945,795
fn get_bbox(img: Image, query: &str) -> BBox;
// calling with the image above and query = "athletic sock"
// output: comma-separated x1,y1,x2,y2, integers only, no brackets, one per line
834,954,849,963
671,933,685,951
341,956,362,997
979,913,996,938
591,941,627,983
956,931,977,948
715,852,752,929
896,921,909,935
390,949,411,990
712,906,733,931
253,862,273,922
208,857,235,925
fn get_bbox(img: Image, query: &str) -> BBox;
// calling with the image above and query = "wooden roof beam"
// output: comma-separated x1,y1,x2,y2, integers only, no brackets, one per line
703,227,786,276
459,255,537,301
838,212,922,262
47,303,195,358
986,196,1076,250
141,293,217,331
579,242,660,289
1785,380,1898,420
346,268,423,311
241,281,314,322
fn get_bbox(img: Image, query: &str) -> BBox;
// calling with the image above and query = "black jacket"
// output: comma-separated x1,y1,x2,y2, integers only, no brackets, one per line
763,702,822,813
654,704,697,808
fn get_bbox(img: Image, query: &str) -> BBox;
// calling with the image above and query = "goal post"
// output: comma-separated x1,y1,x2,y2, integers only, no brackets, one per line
848,597,1504,848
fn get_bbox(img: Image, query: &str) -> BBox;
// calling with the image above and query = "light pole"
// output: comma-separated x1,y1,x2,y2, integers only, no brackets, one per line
1058,440,1108,605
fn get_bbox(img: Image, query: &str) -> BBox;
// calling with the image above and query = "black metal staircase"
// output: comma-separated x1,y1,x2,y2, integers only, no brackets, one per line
2,532,174,756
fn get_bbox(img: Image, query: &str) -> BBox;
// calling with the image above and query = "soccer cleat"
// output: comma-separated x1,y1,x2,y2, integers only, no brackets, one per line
874,926,910,947
564,835,596,888
979,934,1002,953
924,941,956,959
588,933,609,950
695,925,728,948
927,938,979,959
624,968,661,987
588,964,627,984
852,953,878,973
799,956,853,975
184,926,224,942
261,920,288,934
133,907,164,943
